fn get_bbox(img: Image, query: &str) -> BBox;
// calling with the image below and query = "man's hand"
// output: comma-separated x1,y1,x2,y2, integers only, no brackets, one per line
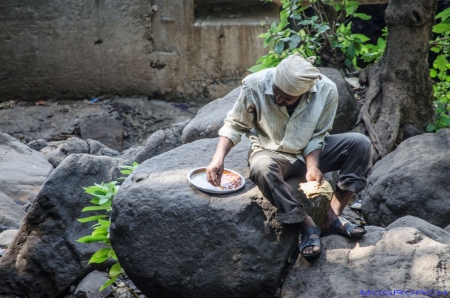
305,166,323,186
206,136,234,187
206,159,224,187
305,149,323,185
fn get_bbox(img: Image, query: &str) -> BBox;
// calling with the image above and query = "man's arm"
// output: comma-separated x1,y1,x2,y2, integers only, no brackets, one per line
206,86,255,187
302,86,338,160
206,136,234,187
305,149,323,185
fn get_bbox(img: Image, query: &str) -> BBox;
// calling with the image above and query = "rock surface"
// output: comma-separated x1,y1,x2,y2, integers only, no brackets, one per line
40,137,120,168
318,67,360,134
74,270,113,298
0,230,17,247
0,132,53,210
41,137,90,167
359,128,450,228
182,87,242,144
80,117,124,152
0,97,203,150
282,216,450,298
0,192,26,233
0,154,129,298
110,136,325,298
182,69,360,144
119,120,189,163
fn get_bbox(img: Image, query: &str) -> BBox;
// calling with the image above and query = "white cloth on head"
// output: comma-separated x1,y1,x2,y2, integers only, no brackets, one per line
274,54,322,97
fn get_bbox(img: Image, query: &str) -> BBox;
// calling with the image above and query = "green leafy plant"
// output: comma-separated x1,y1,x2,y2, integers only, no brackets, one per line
427,7,450,132
250,0,384,72
77,162,139,291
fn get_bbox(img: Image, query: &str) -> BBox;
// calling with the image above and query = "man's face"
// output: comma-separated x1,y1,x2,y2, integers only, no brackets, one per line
272,83,300,106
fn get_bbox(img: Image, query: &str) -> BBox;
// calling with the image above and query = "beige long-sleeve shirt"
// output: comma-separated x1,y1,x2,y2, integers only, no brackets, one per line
218,67,338,164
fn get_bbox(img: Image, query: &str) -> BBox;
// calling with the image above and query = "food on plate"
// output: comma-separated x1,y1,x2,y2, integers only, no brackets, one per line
219,172,243,190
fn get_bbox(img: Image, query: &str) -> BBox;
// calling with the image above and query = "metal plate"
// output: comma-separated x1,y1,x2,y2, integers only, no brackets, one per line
187,167,245,194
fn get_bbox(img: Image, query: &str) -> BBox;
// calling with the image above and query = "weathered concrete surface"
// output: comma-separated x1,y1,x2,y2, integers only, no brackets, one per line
0,0,277,101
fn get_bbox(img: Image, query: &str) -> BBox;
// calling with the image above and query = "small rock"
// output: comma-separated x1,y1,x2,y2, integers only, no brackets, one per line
74,271,113,298
0,247,6,257
0,230,18,246
345,77,361,89
27,138,48,151
70,285,77,293
21,202,32,212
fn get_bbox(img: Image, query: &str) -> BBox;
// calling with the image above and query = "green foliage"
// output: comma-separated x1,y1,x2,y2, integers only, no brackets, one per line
77,162,139,292
250,0,385,72
427,7,450,132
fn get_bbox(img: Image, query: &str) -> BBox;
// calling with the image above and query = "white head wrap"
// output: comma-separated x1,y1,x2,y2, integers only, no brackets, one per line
274,54,322,97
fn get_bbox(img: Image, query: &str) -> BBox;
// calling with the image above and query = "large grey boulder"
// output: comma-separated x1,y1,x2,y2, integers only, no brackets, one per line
182,86,242,144
0,154,129,298
181,68,360,144
111,136,305,298
119,120,188,163
0,132,53,204
282,216,450,298
359,128,450,228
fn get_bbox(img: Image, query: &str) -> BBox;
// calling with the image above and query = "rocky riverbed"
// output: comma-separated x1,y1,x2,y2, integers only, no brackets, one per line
0,96,205,151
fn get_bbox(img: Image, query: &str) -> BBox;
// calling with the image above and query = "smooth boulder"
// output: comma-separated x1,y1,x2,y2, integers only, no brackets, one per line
182,86,242,144
111,136,302,298
0,154,129,298
359,128,450,228
282,216,450,297
0,132,53,204
119,120,188,163
318,67,360,134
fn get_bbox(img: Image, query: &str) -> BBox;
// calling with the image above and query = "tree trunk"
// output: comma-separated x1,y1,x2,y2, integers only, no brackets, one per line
356,0,438,160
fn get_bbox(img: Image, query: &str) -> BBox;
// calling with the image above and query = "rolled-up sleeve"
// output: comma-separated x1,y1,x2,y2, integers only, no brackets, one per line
218,86,255,146
302,87,338,158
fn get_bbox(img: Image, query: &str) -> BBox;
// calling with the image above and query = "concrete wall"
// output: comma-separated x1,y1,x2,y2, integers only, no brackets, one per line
0,0,278,102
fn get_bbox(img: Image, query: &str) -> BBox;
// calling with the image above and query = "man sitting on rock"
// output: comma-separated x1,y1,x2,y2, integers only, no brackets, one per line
206,54,371,259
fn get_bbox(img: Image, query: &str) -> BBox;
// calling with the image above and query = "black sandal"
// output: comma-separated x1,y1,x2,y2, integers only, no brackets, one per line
321,217,367,238
299,226,322,259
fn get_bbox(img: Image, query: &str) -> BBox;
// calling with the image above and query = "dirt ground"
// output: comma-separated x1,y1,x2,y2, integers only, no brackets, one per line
0,96,206,151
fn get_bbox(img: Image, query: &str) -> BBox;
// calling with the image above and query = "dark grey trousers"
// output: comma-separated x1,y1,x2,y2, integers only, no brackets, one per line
248,132,371,224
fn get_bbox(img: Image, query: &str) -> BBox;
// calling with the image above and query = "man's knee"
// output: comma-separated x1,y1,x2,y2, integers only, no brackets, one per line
349,133,371,151
249,154,279,179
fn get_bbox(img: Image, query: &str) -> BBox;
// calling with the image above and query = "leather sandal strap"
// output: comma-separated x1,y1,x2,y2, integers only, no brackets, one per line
339,216,364,235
